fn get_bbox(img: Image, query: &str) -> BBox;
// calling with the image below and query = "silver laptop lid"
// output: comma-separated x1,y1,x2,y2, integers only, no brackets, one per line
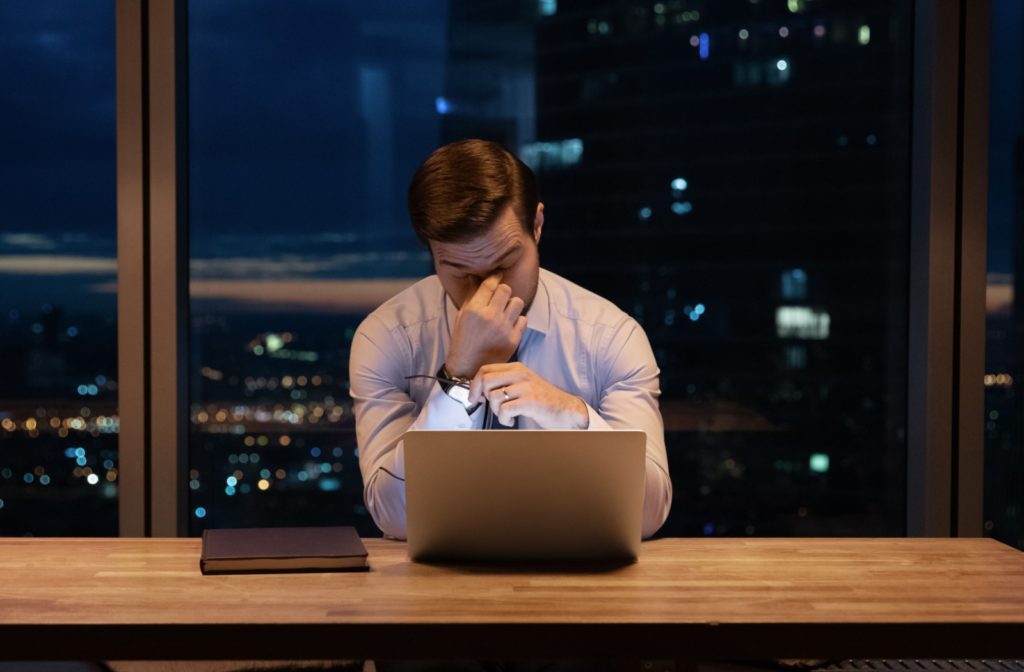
404,429,646,562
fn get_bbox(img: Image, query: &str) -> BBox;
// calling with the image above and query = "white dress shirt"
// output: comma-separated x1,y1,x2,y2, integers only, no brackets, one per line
349,268,673,540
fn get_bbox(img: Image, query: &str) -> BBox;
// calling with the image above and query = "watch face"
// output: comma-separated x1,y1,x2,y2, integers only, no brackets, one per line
449,384,472,407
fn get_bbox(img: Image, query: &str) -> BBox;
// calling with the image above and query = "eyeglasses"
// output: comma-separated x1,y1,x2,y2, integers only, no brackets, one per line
404,374,469,389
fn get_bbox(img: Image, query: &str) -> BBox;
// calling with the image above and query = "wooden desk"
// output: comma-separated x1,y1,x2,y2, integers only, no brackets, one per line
1,537,1022,662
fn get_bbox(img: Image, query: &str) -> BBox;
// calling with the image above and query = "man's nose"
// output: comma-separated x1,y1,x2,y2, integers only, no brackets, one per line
468,271,501,291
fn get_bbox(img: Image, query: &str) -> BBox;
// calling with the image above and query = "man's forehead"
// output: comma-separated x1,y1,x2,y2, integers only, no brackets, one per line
432,221,524,268
435,242,521,272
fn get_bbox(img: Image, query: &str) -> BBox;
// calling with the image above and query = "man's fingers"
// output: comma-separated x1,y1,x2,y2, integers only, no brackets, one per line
467,364,507,404
467,366,510,404
504,295,525,321
481,368,527,397
476,362,520,375
470,364,527,403
462,272,501,309
466,273,502,308
497,398,525,427
487,381,527,410
488,283,513,311
512,315,528,341
467,375,484,405
468,365,516,403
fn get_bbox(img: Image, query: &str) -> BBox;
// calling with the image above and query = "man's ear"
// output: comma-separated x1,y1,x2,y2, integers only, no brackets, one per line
533,203,544,245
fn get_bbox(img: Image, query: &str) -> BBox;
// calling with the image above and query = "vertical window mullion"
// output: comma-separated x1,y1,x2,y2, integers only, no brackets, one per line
116,0,148,538
148,0,189,537
907,0,961,537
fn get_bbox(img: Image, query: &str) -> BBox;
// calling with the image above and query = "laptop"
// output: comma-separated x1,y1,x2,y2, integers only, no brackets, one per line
403,429,646,562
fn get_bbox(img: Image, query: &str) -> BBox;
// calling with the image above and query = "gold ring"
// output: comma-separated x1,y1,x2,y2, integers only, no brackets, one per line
502,387,510,400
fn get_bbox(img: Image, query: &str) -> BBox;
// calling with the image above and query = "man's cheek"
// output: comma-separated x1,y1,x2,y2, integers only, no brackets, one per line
511,280,529,303
497,273,518,299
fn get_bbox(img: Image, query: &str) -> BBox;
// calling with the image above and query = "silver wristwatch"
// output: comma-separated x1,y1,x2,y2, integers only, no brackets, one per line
437,364,478,414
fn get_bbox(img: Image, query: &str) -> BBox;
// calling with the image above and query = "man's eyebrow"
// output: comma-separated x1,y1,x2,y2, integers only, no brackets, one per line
440,245,520,270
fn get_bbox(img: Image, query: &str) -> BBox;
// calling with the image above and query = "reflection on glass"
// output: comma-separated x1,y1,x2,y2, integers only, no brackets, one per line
188,0,911,537
0,0,118,535
984,0,1024,550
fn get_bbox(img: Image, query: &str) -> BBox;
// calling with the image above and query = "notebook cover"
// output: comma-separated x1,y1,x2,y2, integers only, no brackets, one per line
200,526,369,575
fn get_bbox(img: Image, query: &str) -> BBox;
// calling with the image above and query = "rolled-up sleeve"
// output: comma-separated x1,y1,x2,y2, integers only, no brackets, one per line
584,318,672,538
349,314,483,540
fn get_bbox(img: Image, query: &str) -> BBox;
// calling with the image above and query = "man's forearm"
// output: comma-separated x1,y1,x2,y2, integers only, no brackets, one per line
357,384,486,540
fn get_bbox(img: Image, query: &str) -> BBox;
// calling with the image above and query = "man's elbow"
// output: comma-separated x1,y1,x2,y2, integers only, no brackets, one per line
374,515,408,541
641,461,672,539
363,469,409,540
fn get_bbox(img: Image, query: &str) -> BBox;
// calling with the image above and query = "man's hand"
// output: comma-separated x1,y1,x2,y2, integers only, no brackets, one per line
467,362,589,429
445,274,527,379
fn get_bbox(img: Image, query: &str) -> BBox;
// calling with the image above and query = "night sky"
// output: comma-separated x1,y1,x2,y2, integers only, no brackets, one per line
988,0,1024,276
0,0,1022,314
0,1,116,238
1,0,453,313
187,0,448,242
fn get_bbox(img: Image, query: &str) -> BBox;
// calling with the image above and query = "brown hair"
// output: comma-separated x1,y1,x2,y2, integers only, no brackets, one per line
407,139,539,244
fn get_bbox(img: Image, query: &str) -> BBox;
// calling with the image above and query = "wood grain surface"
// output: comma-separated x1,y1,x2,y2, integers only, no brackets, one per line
0,537,1022,661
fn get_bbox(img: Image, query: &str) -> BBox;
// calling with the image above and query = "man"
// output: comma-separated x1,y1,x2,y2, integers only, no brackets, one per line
349,139,672,541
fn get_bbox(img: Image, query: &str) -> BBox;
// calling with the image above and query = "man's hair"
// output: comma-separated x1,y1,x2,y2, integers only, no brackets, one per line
407,139,539,245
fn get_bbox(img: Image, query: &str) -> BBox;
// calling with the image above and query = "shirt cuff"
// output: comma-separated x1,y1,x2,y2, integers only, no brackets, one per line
583,402,612,431
412,384,485,431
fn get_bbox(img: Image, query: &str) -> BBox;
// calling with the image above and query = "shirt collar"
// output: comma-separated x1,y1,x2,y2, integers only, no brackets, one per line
442,272,550,337
524,274,550,336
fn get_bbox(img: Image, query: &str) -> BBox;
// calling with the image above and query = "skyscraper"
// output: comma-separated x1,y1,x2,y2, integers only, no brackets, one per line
442,0,912,535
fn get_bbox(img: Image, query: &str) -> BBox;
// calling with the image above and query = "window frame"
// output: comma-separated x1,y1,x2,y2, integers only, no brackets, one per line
906,0,990,537
116,0,188,536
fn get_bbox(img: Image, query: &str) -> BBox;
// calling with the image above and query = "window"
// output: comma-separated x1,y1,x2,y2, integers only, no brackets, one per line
534,2,911,535
984,0,1023,550
187,1,443,534
187,0,912,536
0,1,118,535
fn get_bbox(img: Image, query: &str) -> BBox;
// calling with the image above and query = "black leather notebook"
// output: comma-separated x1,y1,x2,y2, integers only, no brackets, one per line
200,526,369,574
